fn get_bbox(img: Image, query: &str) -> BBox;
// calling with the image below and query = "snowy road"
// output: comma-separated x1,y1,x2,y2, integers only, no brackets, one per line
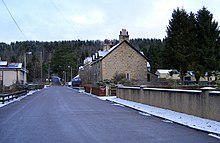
0,86,219,143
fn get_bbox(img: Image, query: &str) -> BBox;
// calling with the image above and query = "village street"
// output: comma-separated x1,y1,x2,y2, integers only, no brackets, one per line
0,86,219,143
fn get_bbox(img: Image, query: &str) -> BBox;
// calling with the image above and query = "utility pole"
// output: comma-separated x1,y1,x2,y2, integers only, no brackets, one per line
64,71,66,85
68,65,73,87
71,66,73,88
48,63,50,84
24,53,26,84
48,53,51,84
24,52,32,84
40,51,43,83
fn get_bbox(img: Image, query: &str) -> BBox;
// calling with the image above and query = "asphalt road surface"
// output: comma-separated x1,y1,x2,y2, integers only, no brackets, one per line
0,86,219,143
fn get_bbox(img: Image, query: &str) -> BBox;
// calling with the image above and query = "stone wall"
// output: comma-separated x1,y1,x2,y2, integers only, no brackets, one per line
79,63,92,85
117,86,220,122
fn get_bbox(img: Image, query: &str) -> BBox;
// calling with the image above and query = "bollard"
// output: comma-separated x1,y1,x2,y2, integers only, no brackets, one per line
2,96,4,104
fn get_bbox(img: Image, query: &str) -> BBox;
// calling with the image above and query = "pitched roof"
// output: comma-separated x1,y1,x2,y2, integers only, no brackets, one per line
83,57,92,65
98,50,109,57
155,69,180,75
8,63,22,69
0,63,23,70
91,40,149,65
105,40,149,60
0,61,7,66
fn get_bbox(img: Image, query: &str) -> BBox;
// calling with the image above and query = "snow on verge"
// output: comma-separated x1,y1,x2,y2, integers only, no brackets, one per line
100,96,220,135
208,134,220,139
0,90,40,108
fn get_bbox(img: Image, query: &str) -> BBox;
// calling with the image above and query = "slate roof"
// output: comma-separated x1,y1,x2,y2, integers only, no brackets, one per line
0,61,7,66
8,63,22,69
155,69,180,75
91,40,149,65
0,63,23,70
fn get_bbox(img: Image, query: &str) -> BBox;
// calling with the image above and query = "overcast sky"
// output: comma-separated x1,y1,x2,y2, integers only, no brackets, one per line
1,0,220,43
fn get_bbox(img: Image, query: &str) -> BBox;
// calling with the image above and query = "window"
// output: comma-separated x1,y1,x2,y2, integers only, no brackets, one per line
126,73,130,80
147,74,150,82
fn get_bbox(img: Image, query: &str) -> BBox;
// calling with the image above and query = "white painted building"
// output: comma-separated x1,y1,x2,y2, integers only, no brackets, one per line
155,69,180,80
0,63,26,86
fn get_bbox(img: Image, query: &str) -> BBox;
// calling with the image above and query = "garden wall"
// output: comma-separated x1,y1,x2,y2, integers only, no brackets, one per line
117,86,220,122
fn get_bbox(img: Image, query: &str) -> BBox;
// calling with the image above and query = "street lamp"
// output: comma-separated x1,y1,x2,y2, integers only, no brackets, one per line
24,52,32,84
62,71,66,85
47,63,51,84
40,51,43,83
68,66,73,87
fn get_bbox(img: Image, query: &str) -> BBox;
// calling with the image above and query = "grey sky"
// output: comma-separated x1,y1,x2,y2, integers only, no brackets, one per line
1,0,219,43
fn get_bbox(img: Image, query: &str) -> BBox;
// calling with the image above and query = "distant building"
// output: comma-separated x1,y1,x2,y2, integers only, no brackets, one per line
155,69,180,80
184,71,216,83
0,61,26,86
71,75,82,87
0,60,7,67
79,29,155,85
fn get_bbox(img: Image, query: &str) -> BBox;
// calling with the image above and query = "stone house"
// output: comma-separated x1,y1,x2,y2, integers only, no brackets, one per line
78,57,93,85
79,29,153,85
184,71,216,84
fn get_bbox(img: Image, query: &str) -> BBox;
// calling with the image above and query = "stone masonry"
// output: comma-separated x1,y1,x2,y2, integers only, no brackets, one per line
102,41,148,83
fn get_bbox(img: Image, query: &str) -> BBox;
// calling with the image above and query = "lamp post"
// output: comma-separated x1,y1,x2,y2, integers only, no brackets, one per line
64,71,66,85
24,52,32,84
62,71,66,85
40,51,43,83
47,63,50,84
68,66,72,87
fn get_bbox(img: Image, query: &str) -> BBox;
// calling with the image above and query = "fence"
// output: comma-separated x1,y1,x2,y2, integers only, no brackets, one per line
117,86,220,122
0,90,27,104
84,85,116,96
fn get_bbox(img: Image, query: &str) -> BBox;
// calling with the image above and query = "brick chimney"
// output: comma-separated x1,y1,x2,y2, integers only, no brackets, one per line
103,39,113,51
119,29,129,42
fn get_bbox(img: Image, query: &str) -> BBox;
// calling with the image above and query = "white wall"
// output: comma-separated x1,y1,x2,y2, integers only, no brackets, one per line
2,70,24,86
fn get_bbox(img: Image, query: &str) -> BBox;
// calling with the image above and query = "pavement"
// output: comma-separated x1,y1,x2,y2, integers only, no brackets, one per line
0,86,219,143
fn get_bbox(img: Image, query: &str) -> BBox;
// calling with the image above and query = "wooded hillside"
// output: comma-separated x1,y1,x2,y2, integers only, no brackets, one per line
1,7,219,84
0,39,164,83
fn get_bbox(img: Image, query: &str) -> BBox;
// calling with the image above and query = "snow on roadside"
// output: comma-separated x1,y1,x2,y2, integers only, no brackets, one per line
98,96,220,135
208,133,220,139
99,96,117,101
0,90,40,108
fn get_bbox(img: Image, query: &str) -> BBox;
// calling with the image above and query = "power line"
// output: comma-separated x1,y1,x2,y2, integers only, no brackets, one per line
49,0,83,39
2,0,28,40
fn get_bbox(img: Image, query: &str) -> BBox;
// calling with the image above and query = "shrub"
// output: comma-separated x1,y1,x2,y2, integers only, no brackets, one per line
97,79,112,87
112,73,131,86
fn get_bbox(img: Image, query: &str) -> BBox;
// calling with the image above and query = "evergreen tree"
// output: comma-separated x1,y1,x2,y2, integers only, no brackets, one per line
164,8,195,80
216,36,220,72
193,7,220,82
148,43,163,72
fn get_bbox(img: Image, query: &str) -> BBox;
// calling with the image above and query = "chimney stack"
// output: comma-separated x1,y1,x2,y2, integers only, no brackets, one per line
119,29,129,42
103,39,113,51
